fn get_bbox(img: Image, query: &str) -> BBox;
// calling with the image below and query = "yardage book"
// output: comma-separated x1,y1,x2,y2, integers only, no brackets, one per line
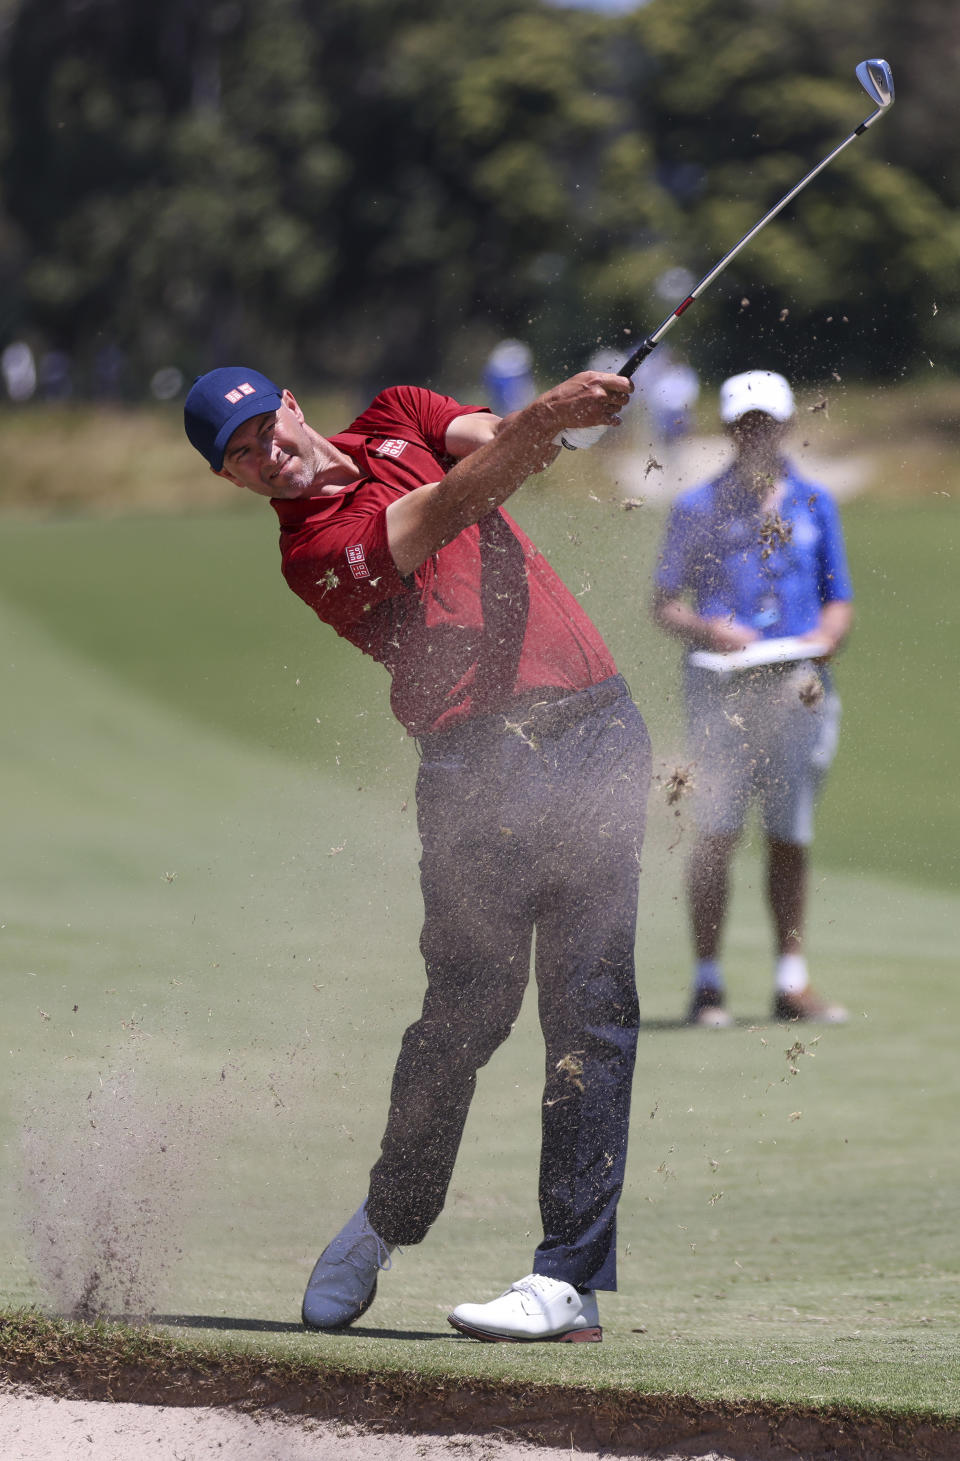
688,635,830,674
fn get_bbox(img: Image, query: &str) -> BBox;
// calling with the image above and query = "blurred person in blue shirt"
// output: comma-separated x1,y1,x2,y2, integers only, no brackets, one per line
483,339,536,417
643,347,700,445
651,371,854,1027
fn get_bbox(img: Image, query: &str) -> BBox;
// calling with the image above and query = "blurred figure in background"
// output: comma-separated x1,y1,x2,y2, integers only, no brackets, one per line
94,342,127,400
1,340,37,402
651,370,853,1028
640,347,700,446
37,350,72,401
482,338,536,417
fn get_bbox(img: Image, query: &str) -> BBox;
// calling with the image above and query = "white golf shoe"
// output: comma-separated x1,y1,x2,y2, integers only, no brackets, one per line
302,1202,394,1331
448,1273,602,1343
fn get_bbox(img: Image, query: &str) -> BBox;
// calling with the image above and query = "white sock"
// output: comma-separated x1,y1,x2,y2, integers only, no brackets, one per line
694,958,723,992
776,953,809,995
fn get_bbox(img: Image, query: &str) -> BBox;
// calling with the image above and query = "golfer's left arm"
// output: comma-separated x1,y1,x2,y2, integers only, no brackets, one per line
444,412,500,457
444,410,560,470
385,372,630,576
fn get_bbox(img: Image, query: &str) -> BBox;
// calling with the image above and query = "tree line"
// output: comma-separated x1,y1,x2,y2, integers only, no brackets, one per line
0,0,957,401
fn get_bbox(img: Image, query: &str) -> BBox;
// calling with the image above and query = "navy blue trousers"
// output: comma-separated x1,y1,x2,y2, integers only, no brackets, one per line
366,677,651,1290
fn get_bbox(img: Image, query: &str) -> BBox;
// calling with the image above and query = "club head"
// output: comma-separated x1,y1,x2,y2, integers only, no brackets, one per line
856,58,895,111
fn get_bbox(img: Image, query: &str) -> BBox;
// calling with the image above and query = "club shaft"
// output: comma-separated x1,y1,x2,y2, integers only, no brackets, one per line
617,104,886,380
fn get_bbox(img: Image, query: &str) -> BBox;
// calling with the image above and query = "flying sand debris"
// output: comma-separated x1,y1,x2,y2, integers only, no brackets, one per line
758,512,793,561
555,1053,585,1092
797,674,825,708
663,765,695,805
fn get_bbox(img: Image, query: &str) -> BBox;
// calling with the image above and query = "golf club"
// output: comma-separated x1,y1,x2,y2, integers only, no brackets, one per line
560,58,895,450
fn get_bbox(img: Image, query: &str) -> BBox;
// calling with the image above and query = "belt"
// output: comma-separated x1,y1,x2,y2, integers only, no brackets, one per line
418,675,626,750
508,676,625,736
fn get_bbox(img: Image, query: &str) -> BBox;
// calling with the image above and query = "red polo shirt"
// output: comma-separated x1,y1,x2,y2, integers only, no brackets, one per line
273,385,617,735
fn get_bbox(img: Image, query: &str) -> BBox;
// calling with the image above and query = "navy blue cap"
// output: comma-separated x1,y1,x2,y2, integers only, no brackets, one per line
184,367,284,470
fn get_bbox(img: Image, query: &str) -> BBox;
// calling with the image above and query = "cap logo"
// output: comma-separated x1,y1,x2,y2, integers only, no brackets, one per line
224,382,257,404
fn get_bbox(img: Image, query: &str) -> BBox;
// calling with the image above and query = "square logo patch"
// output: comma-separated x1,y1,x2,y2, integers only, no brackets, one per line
346,543,370,580
372,438,408,459
224,382,257,404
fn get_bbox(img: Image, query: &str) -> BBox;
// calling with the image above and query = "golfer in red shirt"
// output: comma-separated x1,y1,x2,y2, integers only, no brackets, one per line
185,365,651,1342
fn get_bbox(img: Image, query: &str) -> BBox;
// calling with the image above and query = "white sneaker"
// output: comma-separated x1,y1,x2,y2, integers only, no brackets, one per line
302,1202,394,1331
448,1274,602,1343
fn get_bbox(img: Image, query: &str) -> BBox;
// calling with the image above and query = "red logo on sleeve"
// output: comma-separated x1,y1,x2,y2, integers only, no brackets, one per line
346,544,370,580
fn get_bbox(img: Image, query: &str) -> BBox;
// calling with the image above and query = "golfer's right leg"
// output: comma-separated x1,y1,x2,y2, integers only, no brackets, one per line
303,737,530,1329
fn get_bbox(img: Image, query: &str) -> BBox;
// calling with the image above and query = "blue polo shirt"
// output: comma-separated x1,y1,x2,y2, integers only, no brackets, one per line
655,462,853,637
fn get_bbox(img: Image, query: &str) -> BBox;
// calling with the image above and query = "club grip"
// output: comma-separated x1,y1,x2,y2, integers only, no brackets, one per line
556,424,608,451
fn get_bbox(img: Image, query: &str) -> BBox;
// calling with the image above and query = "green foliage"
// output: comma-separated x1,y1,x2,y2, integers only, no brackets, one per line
623,0,960,376
0,0,958,388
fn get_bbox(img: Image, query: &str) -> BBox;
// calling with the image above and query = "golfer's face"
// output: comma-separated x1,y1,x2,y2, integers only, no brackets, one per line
219,391,319,498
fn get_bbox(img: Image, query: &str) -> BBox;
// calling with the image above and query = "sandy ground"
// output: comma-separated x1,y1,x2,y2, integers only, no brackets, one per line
0,1387,737,1461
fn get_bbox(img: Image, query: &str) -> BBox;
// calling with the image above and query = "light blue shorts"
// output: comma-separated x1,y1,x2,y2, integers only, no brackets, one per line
684,660,841,846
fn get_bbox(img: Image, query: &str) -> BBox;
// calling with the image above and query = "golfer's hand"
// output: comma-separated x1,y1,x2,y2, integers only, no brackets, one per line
541,371,633,432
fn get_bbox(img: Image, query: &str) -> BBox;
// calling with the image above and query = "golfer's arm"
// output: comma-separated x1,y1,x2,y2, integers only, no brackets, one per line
385,404,559,576
443,410,501,458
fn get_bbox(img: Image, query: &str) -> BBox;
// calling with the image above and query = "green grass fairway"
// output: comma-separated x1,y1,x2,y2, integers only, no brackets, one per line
1,492,958,1428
